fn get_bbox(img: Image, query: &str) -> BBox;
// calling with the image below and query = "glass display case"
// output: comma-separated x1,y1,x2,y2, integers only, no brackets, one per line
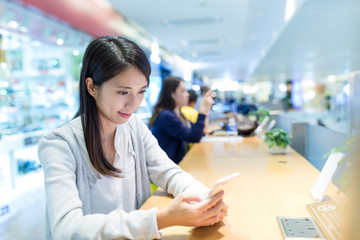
0,0,92,191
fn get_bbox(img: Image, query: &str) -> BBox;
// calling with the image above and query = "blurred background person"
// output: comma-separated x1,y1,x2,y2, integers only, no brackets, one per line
181,89,211,135
181,89,199,124
149,76,214,164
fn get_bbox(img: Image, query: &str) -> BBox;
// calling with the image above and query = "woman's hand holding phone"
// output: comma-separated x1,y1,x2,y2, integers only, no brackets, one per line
156,173,239,230
156,190,227,229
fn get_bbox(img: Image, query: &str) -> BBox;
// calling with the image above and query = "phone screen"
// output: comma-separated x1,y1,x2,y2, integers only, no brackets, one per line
207,172,240,198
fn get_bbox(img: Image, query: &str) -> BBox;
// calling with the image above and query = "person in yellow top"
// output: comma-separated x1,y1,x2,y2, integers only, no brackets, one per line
181,89,199,123
181,89,212,136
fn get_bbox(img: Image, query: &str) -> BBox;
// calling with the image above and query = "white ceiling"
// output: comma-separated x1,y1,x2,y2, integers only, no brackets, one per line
109,0,359,82
252,0,360,82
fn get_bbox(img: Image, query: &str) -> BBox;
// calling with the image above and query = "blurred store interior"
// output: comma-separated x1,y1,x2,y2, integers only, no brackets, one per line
0,0,359,239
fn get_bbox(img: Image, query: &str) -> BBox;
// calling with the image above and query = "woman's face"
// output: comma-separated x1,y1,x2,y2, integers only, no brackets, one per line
88,67,147,127
172,81,189,108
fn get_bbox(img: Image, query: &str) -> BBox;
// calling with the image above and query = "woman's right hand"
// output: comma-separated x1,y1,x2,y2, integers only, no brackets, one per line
156,191,226,229
199,90,214,115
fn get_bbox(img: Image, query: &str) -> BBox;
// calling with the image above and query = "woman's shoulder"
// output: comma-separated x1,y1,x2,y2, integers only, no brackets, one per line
153,110,182,127
157,109,176,120
40,117,82,143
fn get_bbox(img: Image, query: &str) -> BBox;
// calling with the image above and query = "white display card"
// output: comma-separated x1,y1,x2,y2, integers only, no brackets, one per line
310,152,344,202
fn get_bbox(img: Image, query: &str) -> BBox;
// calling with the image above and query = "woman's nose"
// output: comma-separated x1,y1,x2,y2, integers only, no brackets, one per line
125,94,138,110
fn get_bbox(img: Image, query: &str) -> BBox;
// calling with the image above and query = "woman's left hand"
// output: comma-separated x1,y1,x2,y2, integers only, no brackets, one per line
199,90,214,115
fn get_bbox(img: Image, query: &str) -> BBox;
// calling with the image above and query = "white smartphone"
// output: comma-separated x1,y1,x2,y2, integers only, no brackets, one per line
206,172,240,198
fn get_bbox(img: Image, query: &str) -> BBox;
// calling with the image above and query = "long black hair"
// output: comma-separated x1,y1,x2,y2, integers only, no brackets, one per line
148,76,183,128
76,36,151,177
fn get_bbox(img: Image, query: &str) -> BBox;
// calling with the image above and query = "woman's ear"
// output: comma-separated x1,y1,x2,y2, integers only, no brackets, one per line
86,77,96,98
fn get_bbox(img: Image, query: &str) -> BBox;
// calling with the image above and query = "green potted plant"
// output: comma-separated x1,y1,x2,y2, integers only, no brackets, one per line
247,108,270,123
264,128,292,154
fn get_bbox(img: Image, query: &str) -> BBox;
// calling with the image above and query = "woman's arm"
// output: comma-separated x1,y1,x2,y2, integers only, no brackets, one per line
140,116,208,196
199,90,214,135
139,116,229,229
198,90,214,116
39,133,161,240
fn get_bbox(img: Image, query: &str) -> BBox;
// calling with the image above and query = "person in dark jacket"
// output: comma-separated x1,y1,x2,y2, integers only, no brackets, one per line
149,76,213,164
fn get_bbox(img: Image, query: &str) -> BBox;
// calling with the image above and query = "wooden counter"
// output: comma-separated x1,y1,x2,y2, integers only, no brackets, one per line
141,136,346,240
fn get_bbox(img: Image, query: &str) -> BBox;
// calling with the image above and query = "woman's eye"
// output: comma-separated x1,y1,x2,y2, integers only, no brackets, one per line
117,91,128,95
139,90,147,94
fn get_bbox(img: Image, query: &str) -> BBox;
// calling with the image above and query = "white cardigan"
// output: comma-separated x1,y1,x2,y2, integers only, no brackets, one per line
38,115,208,240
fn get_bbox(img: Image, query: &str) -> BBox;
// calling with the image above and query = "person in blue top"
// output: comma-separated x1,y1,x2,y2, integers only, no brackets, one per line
149,76,214,164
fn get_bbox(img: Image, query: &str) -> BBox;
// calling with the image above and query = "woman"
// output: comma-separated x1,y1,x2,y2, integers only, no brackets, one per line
38,36,227,240
149,76,213,164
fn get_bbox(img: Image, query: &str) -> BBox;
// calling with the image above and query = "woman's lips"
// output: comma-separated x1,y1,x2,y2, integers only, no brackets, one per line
118,112,132,118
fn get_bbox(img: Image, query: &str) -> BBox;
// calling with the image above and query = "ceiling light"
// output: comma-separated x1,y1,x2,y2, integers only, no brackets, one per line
33,41,41,46
188,38,222,45
19,26,28,33
243,85,258,94
285,0,296,22
304,90,315,101
195,51,222,58
192,85,200,91
50,59,58,66
183,60,192,82
73,50,79,56
162,16,222,28
150,41,161,64
56,38,64,46
327,75,336,82
0,81,9,87
0,63,7,69
343,83,350,96
8,21,19,29
150,55,161,64
37,86,46,94
278,83,287,92
211,81,238,92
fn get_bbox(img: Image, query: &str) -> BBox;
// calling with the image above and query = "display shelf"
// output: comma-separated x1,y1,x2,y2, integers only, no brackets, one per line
0,130,47,189
0,169,44,225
